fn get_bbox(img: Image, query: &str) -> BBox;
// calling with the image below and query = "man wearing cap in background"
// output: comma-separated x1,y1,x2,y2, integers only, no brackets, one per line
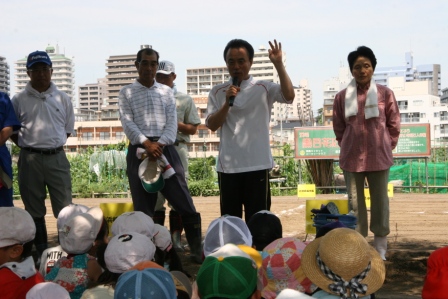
154,60,201,251
118,47,202,264
10,50,74,260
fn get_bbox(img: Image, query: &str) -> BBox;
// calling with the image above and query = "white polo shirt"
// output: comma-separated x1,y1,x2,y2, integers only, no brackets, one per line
12,82,74,148
206,76,292,173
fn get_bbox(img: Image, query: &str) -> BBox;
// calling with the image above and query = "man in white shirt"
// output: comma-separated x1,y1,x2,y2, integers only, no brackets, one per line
118,48,202,263
206,39,294,221
11,50,74,258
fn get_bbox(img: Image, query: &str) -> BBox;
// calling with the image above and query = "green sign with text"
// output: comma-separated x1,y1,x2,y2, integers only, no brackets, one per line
294,124,430,159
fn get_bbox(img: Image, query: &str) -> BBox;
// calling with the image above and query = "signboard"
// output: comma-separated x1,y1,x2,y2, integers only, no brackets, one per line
297,184,316,198
294,124,430,159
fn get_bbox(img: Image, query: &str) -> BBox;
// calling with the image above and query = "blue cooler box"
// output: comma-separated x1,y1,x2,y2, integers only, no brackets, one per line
313,214,357,231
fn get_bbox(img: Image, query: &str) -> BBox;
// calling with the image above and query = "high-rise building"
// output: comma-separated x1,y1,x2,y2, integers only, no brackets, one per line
390,77,447,145
78,78,107,111
104,45,151,111
0,56,9,94
14,45,75,104
186,45,284,96
322,66,352,126
374,52,441,96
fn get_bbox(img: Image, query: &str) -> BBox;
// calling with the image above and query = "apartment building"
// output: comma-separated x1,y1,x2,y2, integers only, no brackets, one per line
322,66,352,126
78,78,107,111
0,56,9,94
14,45,75,104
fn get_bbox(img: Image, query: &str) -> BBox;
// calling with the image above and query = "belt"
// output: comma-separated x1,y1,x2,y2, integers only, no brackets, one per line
22,146,64,155
146,137,160,142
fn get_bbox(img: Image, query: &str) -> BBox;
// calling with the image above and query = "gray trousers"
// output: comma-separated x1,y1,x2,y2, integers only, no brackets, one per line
18,150,72,218
345,169,390,237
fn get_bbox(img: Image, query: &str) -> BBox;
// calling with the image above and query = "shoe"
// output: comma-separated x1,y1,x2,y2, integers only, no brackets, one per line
374,235,387,261
169,210,184,252
311,202,340,215
182,213,203,264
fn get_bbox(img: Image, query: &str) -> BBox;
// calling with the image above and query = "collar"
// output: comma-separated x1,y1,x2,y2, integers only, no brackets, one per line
25,81,56,98
0,256,37,279
135,79,160,89
229,75,254,88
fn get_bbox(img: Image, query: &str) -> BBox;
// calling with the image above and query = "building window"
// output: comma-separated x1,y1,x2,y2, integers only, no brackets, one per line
116,131,125,140
82,132,93,140
99,132,110,140
198,129,208,138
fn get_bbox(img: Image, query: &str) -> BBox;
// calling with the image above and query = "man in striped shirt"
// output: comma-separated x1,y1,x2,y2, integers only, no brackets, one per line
118,47,202,264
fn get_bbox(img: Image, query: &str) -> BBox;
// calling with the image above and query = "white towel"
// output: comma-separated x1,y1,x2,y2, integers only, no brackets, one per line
136,148,175,179
344,78,379,119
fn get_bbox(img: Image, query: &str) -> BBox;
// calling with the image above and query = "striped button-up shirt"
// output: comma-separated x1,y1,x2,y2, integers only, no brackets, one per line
333,83,401,172
118,80,177,146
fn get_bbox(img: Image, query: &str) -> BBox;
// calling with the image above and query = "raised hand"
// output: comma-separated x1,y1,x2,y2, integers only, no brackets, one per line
268,39,283,65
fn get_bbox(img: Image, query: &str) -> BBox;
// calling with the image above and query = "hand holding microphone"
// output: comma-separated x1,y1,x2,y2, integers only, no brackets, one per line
228,76,239,107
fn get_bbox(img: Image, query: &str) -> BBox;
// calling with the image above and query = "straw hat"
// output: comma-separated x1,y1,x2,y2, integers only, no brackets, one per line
301,228,385,297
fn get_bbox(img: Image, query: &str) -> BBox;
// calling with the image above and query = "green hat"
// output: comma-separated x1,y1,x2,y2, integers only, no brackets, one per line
197,243,257,299
138,158,164,193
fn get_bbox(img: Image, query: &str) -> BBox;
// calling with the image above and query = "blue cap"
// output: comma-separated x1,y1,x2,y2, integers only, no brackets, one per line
114,268,177,299
26,51,52,69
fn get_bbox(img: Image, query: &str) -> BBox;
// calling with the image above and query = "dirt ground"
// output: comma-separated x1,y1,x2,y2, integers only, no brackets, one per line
16,192,448,299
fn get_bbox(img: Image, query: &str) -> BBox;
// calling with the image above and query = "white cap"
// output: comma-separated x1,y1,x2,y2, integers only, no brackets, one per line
59,207,104,254
153,224,172,251
105,232,156,273
0,207,35,247
111,211,155,238
26,282,70,299
157,60,175,75
203,215,252,256
276,289,313,299
57,204,89,230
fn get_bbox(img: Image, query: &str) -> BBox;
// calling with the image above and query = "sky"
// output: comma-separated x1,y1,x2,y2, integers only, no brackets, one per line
2,0,448,113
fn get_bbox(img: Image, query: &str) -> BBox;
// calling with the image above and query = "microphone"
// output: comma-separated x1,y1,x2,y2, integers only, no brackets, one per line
229,76,239,107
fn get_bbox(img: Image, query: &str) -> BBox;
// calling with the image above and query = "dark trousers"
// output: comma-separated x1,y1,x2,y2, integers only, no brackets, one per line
218,169,270,222
126,143,197,217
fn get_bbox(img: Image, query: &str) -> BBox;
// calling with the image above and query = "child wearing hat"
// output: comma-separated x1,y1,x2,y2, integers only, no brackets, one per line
422,245,448,299
111,211,183,272
114,263,177,299
196,243,260,299
81,232,156,299
39,204,89,276
203,215,253,257
26,282,70,299
0,207,45,299
258,237,316,298
301,228,385,299
45,207,109,299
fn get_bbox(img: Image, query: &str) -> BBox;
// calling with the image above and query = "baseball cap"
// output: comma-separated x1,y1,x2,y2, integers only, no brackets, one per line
247,210,282,251
237,244,262,268
276,289,313,299
26,51,52,69
26,282,70,299
203,215,252,256
59,207,104,254
114,268,177,299
153,223,173,251
105,232,156,274
157,60,175,75
139,158,165,193
259,237,316,298
0,207,35,247
57,204,89,230
111,211,155,238
197,243,258,299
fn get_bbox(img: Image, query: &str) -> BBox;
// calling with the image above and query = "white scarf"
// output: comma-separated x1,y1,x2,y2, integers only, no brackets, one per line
344,78,379,119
